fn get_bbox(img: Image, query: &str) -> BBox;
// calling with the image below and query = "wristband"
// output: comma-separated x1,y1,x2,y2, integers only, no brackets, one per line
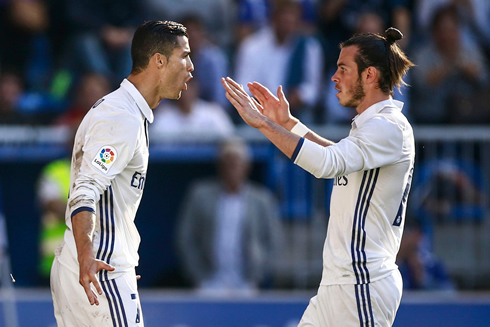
290,121,309,137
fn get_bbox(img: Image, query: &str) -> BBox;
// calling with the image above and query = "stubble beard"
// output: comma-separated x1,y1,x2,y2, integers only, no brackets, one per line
342,77,365,109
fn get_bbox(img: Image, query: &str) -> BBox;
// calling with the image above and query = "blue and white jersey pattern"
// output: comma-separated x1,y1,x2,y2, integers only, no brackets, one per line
58,79,153,281
292,99,415,287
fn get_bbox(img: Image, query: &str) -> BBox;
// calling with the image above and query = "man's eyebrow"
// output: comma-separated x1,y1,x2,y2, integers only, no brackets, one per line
337,62,346,67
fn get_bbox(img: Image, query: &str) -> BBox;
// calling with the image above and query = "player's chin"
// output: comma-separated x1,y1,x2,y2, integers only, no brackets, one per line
171,91,183,100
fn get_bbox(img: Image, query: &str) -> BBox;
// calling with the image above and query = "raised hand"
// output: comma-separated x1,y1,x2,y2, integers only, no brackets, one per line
221,77,267,129
248,82,298,130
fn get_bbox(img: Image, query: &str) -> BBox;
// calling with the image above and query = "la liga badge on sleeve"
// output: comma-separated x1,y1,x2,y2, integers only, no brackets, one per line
92,145,117,174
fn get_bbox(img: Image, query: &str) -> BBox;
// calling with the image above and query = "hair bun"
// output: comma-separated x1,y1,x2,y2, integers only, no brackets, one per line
385,27,403,45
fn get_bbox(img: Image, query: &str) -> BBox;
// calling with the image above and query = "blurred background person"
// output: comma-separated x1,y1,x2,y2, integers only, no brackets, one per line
234,0,323,124
151,79,235,142
0,71,27,125
411,160,488,225
235,0,318,47
179,16,229,110
411,4,489,124
36,151,70,285
0,0,65,125
0,0,52,91
54,72,112,129
144,0,236,49
317,0,413,74
176,138,283,295
396,218,455,291
61,0,143,87
414,0,490,58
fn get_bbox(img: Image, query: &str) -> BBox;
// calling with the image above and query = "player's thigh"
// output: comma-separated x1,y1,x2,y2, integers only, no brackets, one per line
368,270,403,327
51,259,144,327
51,257,114,326
298,285,361,327
298,294,319,327
298,276,402,327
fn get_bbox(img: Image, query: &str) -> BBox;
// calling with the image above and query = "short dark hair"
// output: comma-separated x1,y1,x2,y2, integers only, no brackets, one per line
340,28,414,96
130,20,188,74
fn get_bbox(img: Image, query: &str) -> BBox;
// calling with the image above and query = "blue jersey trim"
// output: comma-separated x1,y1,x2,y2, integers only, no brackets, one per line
70,207,95,218
291,137,305,162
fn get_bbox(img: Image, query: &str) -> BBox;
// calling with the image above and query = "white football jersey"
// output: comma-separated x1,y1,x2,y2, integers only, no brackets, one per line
293,99,415,286
58,79,153,281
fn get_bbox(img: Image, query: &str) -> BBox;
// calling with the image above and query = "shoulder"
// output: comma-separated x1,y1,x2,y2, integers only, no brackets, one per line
364,112,407,139
83,95,143,139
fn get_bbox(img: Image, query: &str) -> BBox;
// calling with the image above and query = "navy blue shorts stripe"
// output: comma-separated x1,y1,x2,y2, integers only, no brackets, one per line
111,279,129,327
365,283,375,326
355,284,375,326
101,280,118,326
354,284,364,325
105,279,123,327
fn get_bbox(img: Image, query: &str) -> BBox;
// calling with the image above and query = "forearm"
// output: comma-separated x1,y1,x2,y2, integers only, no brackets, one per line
258,118,302,159
72,210,96,263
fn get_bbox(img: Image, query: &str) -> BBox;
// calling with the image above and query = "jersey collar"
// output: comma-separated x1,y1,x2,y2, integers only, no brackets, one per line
121,79,154,123
352,99,403,129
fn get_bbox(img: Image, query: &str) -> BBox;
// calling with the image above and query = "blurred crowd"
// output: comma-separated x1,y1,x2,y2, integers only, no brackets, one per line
0,0,489,132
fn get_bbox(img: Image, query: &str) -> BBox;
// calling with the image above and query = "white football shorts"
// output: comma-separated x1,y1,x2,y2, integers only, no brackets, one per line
51,256,143,327
298,270,403,327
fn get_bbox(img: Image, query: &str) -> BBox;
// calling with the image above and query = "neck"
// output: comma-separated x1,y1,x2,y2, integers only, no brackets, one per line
127,72,160,109
356,92,391,115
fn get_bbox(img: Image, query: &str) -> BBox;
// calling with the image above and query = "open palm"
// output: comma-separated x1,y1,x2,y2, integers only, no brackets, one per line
248,82,297,129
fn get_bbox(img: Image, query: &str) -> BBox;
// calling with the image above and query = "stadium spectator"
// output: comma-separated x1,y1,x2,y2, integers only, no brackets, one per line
0,72,26,125
176,138,283,295
145,0,236,48
396,218,455,291
411,4,489,124
234,0,323,124
179,16,229,109
0,0,52,91
55,73,112,129
411,160,488,224
317,0,412,73
36,156,71,285
414,0,490,57
61,0,144,87
151,79,235,141
235,0,318,46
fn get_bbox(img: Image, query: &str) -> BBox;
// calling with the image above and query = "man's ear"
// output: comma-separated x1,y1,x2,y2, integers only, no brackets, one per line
154,53,167,68
364,66,379,86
